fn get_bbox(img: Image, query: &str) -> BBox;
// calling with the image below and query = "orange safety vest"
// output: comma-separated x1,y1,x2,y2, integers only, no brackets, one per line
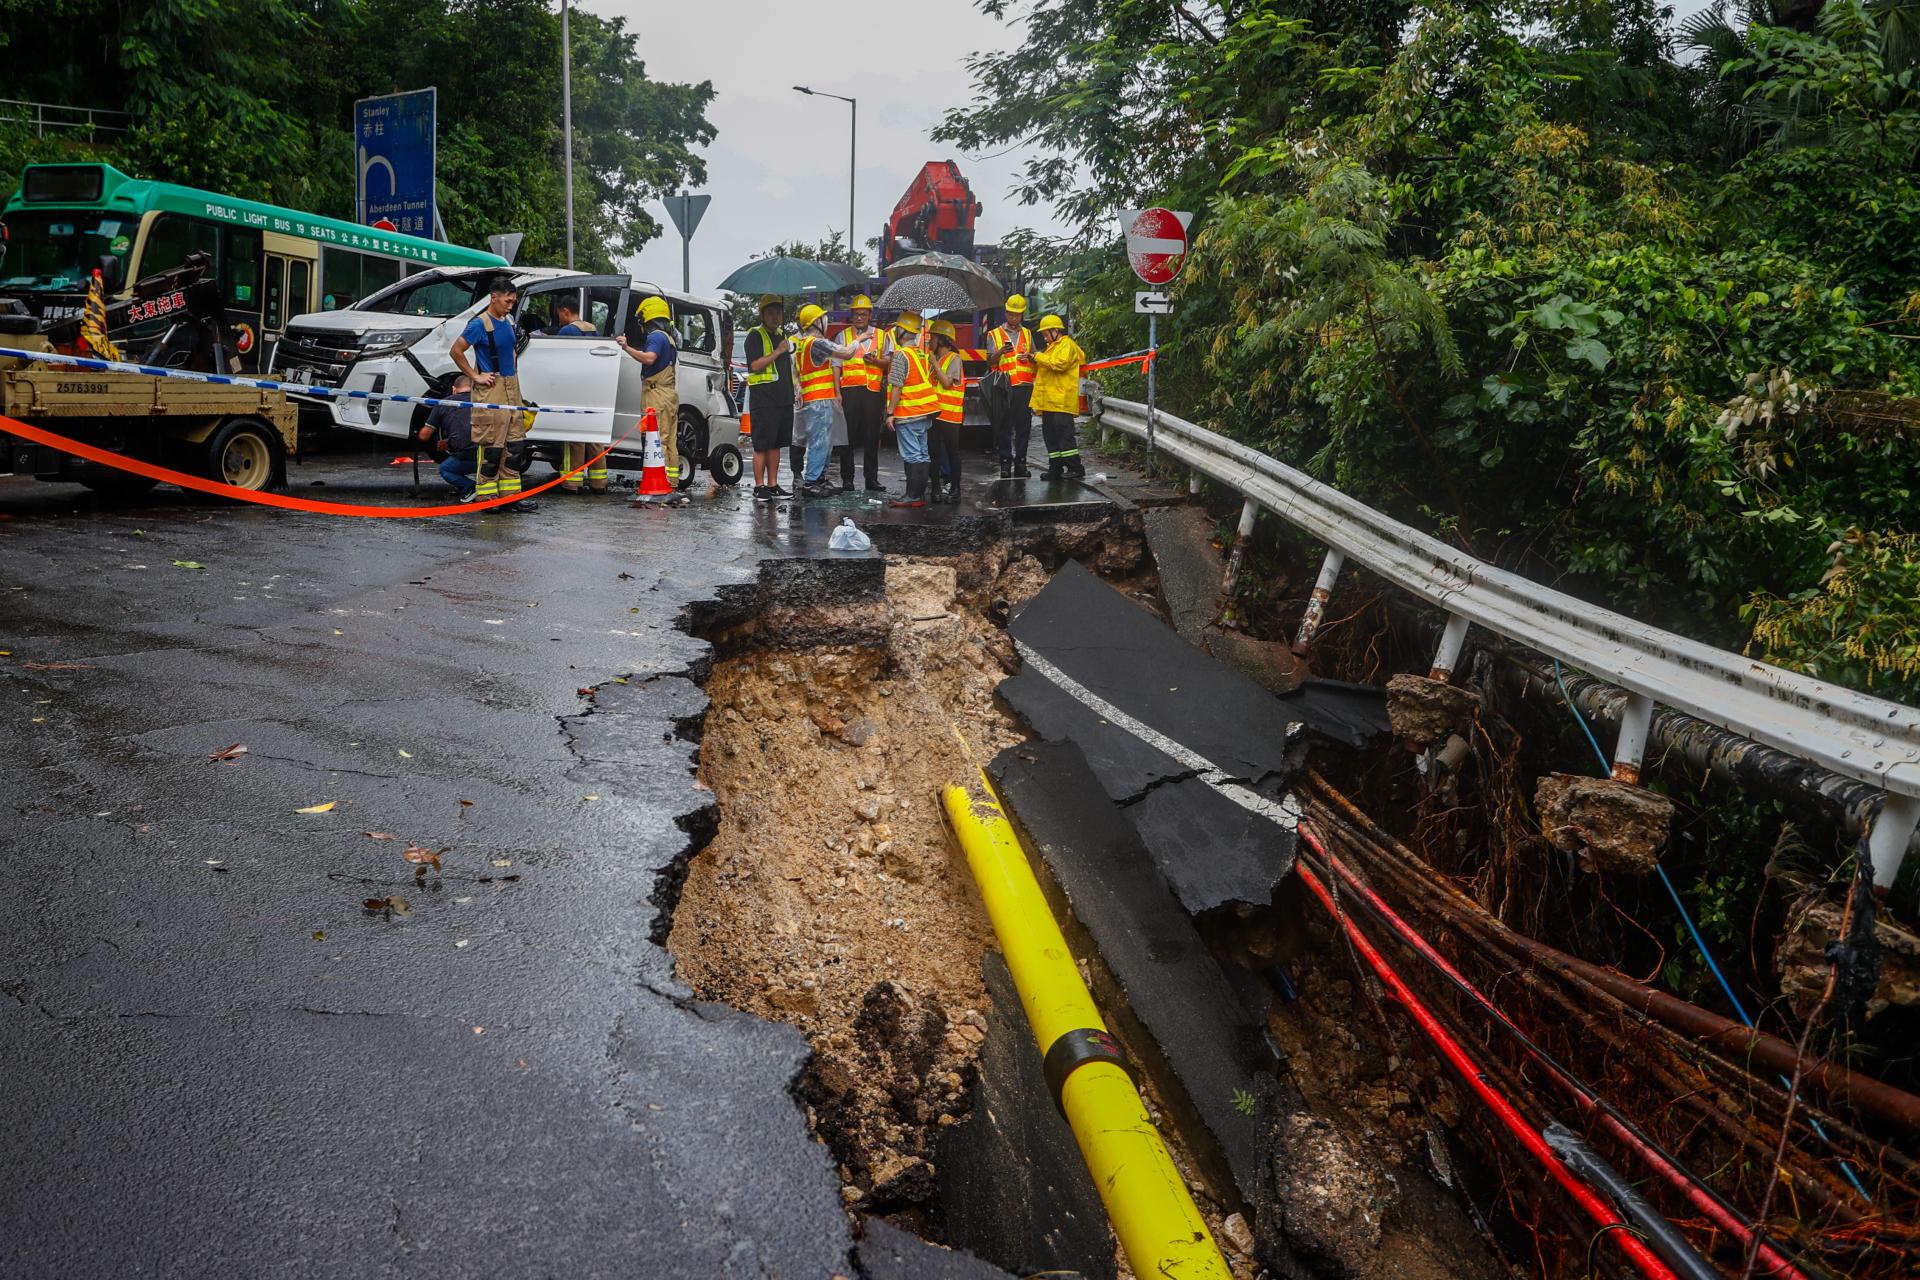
840,325,882,393
796,334,838,403
935,351,965,424
893,344,939,419
993,324,1034,386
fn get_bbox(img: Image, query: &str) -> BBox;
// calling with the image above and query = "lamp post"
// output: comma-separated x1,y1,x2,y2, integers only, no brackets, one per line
793,86,856,261
561,0,576,268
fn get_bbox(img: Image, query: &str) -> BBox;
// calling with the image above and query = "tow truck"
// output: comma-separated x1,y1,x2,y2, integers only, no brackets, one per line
0,253,295,494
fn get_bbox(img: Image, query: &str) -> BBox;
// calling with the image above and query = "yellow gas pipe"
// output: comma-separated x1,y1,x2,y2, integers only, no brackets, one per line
943,779,1233,1279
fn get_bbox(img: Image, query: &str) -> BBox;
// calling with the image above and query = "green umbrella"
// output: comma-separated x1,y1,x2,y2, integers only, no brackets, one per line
717,255,858,295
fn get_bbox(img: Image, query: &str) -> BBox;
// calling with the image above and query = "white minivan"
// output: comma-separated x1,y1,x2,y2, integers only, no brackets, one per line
270,266,743,486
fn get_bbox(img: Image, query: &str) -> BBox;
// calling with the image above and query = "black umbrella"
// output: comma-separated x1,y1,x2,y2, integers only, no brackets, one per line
874,274,975,313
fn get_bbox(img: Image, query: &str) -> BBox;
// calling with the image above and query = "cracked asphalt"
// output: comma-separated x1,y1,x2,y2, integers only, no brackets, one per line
0,453,885,1278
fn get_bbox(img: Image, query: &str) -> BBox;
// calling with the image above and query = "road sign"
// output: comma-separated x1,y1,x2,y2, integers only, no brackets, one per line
487,233,524,265
662,194,711,241
1135,291,1173,314
355,89,437,239
1121,207,1193,285
663,193,712,292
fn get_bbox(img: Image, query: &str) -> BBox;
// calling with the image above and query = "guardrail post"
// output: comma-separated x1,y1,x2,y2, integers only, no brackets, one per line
1610,692,1656,785
1220,498,1259,626
1867,792,1920,888
1291,548,1345,655
1188,472,1202,496
1428,613,1472,683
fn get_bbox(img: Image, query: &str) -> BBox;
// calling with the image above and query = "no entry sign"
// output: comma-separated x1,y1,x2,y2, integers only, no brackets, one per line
1121,207,1194,285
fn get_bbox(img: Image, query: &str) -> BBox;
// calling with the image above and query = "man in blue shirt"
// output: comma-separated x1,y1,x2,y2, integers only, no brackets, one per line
449,276,536,511
617,295,683,489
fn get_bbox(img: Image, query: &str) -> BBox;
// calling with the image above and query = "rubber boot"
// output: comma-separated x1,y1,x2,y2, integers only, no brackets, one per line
891,462,927,509
946,461,963,503
927,472,945,505
999,459,1012,479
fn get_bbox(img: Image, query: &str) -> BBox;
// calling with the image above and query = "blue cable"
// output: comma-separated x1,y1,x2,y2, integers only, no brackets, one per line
1551,660,1871,1200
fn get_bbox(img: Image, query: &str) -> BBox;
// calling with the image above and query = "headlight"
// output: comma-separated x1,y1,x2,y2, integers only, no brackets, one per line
360,328,429,354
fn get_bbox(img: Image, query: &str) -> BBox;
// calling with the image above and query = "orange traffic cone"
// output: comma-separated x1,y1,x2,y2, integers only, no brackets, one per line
633,408,674,501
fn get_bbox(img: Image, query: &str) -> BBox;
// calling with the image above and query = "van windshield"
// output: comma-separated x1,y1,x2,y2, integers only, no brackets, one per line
357,273,486,318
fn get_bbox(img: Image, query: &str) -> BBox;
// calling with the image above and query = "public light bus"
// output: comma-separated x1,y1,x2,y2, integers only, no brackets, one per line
0,162,507,371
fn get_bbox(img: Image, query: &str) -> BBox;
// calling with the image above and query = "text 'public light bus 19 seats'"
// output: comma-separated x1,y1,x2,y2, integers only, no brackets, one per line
0,162,507,372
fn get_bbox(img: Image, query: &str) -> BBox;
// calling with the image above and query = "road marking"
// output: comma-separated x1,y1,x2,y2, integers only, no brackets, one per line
1014,640,1300,830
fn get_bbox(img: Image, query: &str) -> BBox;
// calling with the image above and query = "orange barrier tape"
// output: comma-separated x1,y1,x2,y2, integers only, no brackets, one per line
1083,350,1156,374
0,413,637,518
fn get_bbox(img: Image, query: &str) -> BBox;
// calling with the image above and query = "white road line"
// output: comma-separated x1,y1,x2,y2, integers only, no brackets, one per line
1015,640,1301,831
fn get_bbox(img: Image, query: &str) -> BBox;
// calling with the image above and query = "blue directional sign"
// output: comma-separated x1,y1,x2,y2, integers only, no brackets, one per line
354,88,437,239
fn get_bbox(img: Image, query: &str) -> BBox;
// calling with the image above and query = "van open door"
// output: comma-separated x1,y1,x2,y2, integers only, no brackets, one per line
514,276,629,450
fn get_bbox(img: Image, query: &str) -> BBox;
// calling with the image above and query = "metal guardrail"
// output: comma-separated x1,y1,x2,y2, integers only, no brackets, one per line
1094,395,1920,884
0,99,132,137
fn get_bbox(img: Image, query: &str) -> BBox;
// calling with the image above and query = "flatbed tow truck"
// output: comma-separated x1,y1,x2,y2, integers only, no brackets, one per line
0,253,294,495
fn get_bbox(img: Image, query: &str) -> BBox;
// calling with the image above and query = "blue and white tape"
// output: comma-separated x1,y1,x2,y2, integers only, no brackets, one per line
0,346,603,416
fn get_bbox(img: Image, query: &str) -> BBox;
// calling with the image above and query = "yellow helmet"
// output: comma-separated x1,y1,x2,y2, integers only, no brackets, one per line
928,319,957,341
1005,294,1027,315
1037,313,1066,333
849,294,874,311
796,303,826,329
639,296,671,324
757,294,783,313
894,310,923,334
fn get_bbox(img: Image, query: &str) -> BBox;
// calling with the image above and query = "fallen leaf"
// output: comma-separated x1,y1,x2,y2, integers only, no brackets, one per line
454,939,470,948
0,650,10,657
458,798,474,807
490,858,512,868
131,529,144,536
312,931,325,941
402,843,443,869
360,895,412,916
171,560,204,570
362,898,385,911
583,794,600,802
207,743,247,763
576,687,594,697
396,748,413,758
332,629,343,636
617,572,634,580
296,800,338,814
362,831,397,841
472,1026,485,1035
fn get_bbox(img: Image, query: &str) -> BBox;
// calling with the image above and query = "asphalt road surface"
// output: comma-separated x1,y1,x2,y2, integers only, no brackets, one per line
0,454,884,1277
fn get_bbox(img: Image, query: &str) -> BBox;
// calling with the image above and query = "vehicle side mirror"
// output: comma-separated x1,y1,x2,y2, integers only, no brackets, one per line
97,253,125,292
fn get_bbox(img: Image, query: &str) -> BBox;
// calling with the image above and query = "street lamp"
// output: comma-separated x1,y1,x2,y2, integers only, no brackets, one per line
793,86,856,265
561,0,576,268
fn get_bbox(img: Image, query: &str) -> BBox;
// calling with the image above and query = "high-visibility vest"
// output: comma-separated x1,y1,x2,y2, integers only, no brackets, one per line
935,352,965,424
893,344,939,419
993,324,1034,386
746,325,784,386
796,334,838,403
840,325,881,392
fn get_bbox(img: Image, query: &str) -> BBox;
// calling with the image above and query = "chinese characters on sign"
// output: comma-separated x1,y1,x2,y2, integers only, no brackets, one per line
353,88,437,239
125,291,189,324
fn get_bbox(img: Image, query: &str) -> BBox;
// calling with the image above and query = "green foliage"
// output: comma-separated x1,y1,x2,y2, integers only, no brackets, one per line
953,0,1920,704
0,0,714,270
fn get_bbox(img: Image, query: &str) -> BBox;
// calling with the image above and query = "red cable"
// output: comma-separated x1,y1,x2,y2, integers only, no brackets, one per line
0,413,642,517
1294,856,1681,1280
1298,825,1810,1280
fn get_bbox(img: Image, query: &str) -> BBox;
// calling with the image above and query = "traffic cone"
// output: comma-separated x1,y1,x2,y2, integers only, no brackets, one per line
634,408,674,500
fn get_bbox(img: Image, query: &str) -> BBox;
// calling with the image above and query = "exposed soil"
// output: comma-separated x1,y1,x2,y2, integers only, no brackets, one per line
668,557,1029,1210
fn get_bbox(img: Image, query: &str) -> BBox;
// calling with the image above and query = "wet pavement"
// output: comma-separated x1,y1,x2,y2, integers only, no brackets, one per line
0,444,1096,1277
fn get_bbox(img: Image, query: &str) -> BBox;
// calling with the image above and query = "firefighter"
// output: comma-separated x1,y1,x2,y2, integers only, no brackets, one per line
986,294,1035,478
837,294,888,492
450,276,537,511
615,295,680,492
928,319,966,505
1031,313,1087,481
883,310,939,507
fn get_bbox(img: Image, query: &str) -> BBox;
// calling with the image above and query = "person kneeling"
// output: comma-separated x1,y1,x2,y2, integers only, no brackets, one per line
418,374,478,499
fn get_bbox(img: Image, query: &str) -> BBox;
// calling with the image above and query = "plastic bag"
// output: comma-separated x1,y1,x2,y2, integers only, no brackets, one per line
829,517,872,552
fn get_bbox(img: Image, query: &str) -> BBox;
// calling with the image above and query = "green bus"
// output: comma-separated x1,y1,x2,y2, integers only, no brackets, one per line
0,162,507,371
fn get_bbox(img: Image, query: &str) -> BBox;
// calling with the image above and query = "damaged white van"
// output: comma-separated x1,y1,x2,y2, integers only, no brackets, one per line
270,266,743,486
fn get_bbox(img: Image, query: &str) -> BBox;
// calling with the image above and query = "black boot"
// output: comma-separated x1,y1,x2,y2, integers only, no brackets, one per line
946,463,963,503
999,459,1012,479
891,462,927,508
1013,459,1030,478
927,473,946,504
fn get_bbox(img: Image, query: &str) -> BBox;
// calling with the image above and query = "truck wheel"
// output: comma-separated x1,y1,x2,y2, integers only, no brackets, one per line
204,418,286,493
706,442,744,487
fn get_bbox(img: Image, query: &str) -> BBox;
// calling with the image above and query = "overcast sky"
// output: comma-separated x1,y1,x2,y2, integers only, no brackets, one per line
578,1,1073,297
585,1,1722,297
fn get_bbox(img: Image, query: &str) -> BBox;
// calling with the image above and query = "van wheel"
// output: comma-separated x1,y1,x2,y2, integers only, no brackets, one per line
706,442,744,487
677,407,706,490
204,417,286,493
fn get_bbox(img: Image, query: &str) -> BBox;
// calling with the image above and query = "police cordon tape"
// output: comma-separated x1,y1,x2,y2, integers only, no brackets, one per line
0,345,606,416
0,410,642,517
